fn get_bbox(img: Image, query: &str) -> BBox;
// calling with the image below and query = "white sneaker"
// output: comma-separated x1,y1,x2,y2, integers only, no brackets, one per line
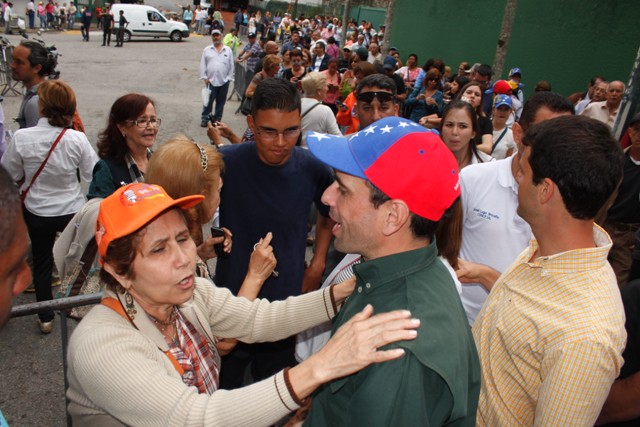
38,319,53,334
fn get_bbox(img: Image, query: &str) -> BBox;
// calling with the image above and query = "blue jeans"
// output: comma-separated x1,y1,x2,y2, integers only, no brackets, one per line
201,81,230,123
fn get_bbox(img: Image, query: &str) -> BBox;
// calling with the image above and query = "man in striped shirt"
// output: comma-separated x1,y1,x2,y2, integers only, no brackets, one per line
473,115,627,426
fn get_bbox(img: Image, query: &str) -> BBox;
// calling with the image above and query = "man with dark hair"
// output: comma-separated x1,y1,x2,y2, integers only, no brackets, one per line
354,73,399,128
280,29,303,55
10,40,51,128
0,165,31,330
304,116,480,425
473,115,627,426
458,91,575,324
471,63,494,116
215,78,334,389
100,4,114,46
0,166,31,425
309,40,328,72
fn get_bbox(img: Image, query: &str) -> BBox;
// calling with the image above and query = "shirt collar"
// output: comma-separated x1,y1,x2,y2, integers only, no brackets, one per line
496,155,517,191
524,224,612,273
353,242,438,290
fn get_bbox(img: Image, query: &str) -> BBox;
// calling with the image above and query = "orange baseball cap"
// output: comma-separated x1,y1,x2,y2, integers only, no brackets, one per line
95,183,204,259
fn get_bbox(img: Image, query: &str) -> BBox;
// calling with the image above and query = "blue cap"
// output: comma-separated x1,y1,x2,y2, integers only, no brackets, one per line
493,94,513,109
509,67,522,77
306,117,460,221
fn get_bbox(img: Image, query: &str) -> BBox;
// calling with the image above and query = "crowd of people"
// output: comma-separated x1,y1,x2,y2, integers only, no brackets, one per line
0,8,639,427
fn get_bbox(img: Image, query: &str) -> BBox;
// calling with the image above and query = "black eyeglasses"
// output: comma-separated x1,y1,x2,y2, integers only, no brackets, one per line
356,91,396,104
427,77,439,82
254,126,301,141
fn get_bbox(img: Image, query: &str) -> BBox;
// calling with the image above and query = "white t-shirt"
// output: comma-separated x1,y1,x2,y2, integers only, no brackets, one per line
459,156,532,324
491,126,516,160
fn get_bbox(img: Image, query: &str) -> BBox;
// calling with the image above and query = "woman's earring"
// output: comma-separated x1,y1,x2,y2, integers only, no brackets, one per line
124,291,137,319
122,133,126,139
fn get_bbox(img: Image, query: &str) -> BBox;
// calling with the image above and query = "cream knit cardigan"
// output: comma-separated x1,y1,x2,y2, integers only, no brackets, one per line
66,277,337,426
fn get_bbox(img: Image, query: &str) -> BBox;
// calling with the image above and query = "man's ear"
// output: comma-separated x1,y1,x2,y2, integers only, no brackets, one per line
538,177,555,205
102,262,132,291
382,199,411,236
247,114,255,133
512,122,523,145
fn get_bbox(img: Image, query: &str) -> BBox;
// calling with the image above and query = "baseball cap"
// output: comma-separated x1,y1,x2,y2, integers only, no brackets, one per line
211,29,221,35
248,32,256,38
382,56,396,70
493,94,513,109
95,183,204,259
307,117,460,221
491,80,512,95
509,67,522,77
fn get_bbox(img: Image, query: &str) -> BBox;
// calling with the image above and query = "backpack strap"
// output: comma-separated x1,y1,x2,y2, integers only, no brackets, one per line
101,297,185,376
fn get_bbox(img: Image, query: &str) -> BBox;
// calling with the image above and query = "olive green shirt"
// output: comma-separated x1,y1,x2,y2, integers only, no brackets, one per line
305,243,480,426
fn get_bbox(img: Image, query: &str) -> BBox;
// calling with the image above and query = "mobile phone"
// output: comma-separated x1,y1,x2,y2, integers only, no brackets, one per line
210,226,228,258
208,113,218,125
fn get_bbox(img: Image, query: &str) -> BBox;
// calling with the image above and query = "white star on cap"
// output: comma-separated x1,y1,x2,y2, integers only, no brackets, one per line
310,132,330,141
380,125,393,134
409,122,420,127
363,125,377,135
398,121,410,128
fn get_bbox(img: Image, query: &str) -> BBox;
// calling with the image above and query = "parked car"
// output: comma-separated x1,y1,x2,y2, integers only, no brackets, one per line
110,4,189,42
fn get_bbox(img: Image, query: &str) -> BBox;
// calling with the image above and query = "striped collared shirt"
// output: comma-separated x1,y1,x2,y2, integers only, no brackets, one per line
473,225,626,426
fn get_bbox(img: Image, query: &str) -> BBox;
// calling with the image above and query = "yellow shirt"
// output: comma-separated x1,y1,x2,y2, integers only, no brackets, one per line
473,225,626,426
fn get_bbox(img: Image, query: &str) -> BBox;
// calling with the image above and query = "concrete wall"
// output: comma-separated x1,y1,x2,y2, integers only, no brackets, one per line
391,0,640,98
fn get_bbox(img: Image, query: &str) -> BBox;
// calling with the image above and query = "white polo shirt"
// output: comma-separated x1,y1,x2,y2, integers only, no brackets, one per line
459,155,532,324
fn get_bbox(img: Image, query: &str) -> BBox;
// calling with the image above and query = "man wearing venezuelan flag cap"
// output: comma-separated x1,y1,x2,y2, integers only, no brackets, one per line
303,116,480,426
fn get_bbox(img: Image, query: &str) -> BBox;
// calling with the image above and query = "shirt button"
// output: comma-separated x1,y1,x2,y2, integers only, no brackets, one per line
365,283,371,289
357,287,362,293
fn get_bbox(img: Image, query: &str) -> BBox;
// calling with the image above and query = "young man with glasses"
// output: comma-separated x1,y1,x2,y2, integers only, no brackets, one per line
215,78,335,390
199,29,234,127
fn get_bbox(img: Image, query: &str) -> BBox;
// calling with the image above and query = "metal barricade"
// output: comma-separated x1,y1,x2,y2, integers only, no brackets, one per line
228,59,246,103
11,293,103,427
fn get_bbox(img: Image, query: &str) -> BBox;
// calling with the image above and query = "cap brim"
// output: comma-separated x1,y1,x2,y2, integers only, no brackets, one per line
307,132,366,179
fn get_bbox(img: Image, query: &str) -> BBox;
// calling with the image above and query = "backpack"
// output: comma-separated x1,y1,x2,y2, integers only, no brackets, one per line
211,19,221,30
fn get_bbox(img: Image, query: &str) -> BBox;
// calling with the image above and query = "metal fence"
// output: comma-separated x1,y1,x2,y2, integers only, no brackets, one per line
10,293,103,427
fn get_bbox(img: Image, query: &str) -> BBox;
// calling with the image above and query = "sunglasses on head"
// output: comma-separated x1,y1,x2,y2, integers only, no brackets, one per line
356,91,396,103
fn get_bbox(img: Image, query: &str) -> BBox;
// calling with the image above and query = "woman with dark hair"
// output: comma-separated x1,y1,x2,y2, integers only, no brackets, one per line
1,80,98,334
395,53,420,93
282,49,307,92
405,68,443,123
443,75,470,105
87,93,159,199
456,82,493,153
439,100,493,170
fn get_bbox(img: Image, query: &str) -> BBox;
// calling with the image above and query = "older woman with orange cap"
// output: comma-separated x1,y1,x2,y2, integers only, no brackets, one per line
65,183,419,426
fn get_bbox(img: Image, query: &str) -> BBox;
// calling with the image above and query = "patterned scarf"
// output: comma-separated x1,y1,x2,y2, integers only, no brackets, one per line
169,310,220,394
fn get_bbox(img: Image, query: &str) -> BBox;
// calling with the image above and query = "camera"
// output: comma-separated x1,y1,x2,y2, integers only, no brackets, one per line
208,113,218,125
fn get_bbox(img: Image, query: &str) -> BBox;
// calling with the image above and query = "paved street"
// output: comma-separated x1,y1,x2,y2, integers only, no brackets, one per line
0,28,249,426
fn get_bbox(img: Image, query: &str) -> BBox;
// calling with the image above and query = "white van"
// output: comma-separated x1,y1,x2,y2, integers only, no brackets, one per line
110,4,189,42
